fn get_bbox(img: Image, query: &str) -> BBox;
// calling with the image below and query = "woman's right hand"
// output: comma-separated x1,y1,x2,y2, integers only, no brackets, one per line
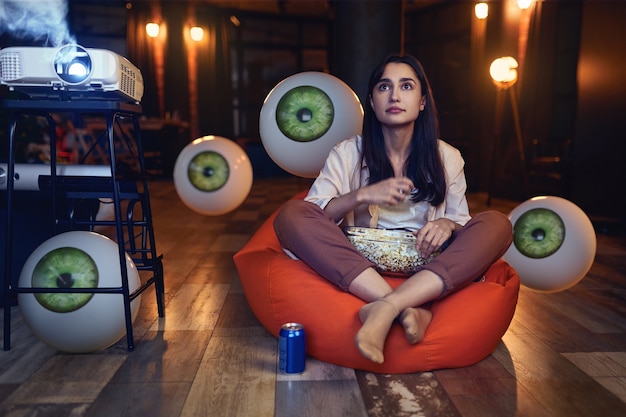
357,177,415,206
324,177,414,222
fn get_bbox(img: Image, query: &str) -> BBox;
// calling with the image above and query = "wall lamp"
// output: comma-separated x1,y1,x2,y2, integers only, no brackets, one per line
475,3,488,19
190,26,204,42
146,22,160,38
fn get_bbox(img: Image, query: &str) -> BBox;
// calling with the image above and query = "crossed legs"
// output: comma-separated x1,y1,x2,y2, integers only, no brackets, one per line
349,267,442,364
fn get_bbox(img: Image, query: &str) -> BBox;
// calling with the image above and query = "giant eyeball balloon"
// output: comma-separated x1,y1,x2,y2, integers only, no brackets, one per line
173,135,253,215
503,196,596,292
18,231,141,353
259,71,363,178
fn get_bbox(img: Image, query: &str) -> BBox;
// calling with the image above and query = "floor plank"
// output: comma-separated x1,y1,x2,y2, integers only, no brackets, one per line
509,287,623,352
1,354,126,413
497,331,626,417
562,351,626,403
0,310,57,384
436,352,552,417
111,330,212,383
276,380,368,417
180,335,277,417
88,381,191,417
151,283,229,331
275,356,367,417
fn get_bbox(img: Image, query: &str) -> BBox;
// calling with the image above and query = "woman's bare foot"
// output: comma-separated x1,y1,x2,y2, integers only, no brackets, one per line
398,307,433,344
354,299,399,364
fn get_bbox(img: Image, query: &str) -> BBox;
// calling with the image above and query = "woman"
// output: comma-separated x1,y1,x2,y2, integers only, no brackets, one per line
273,55,513,364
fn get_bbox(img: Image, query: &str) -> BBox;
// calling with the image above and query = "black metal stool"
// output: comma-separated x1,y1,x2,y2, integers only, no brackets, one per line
2,99,165,351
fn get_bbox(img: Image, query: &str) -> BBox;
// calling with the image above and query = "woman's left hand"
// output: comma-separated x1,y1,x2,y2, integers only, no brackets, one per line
413,218,457,258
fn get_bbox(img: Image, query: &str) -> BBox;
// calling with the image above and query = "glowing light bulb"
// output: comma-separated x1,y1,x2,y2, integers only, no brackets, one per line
490,56,519,86
475,3,488,19
190,26,204,42
146,22,160,38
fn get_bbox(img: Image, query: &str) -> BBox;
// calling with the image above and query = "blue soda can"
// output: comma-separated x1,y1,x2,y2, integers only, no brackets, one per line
279,323,306,373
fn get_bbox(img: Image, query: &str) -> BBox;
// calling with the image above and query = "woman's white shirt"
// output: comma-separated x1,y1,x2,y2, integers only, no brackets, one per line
304,135,471,229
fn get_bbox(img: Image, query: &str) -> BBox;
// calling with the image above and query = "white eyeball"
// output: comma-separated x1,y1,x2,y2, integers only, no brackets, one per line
503,196,597,292
18,231,141,353
259,71,363,178
173,136,253,216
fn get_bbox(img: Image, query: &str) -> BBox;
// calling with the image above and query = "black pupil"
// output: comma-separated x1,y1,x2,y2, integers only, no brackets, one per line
297,108,312,123
531,228,546,241
203,167,215,177
57,272,74,288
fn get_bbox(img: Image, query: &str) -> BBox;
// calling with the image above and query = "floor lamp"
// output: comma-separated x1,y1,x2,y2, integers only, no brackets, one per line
487,56,525,206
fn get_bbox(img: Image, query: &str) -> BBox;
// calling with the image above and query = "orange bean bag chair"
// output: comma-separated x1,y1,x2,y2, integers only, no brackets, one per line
234,192,520,373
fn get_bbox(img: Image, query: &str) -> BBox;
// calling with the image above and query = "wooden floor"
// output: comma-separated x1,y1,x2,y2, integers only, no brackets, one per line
1,176,625,417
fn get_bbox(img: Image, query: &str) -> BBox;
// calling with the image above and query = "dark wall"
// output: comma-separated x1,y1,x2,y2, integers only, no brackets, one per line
572,1,626,221
331,0,403,105
403,2,476,186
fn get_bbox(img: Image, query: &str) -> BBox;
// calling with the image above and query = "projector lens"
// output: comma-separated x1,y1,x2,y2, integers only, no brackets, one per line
54,44,92,85
68,62,88,77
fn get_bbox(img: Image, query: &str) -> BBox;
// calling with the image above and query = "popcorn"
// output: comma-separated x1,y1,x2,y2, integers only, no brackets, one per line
344,227,439,274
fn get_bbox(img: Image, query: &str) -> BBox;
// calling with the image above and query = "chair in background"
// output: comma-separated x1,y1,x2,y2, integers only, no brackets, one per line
525,138,572,198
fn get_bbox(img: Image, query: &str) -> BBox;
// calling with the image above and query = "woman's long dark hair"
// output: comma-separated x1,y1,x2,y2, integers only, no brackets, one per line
361,54,446,206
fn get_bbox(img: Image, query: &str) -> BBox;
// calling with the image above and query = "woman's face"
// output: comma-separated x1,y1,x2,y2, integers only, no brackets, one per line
369,62,426,128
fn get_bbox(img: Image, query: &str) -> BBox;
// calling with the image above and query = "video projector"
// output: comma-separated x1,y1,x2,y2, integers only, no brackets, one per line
0,44,143,103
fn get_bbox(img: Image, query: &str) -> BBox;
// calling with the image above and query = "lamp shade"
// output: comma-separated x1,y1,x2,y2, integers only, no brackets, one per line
490,56,519,86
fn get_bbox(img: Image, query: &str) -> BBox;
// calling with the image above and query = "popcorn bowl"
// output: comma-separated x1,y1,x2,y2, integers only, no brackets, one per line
344,227,439,275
